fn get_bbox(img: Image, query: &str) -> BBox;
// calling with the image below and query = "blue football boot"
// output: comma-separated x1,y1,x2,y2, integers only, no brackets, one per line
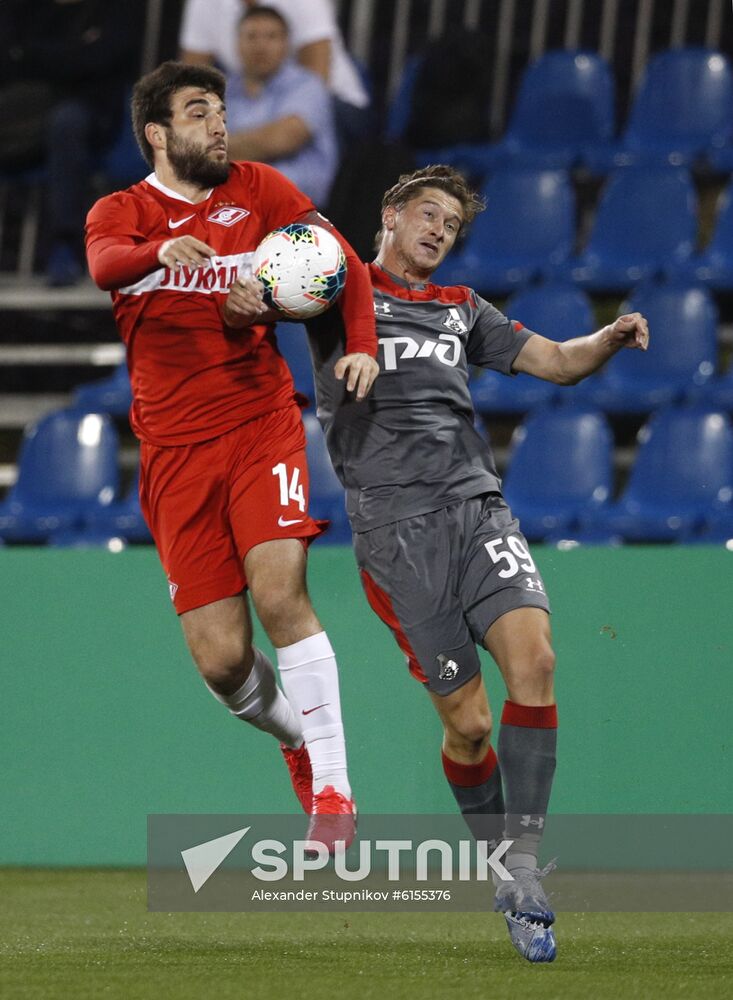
494,861,557,963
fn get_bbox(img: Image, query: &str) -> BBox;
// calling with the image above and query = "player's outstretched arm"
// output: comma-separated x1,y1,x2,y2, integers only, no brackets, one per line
513,312,650,385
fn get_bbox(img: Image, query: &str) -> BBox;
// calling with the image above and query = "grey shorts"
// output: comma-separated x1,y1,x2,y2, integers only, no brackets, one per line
354,494,551,696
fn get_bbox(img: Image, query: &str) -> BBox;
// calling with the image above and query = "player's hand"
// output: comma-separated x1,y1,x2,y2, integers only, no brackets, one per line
222,274,268,327
607,312,650,351
157,236,216,270
334,353,379,401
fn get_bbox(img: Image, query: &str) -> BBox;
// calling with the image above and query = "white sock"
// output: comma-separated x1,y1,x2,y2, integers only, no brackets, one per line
276,631,351,798
206,647,303,749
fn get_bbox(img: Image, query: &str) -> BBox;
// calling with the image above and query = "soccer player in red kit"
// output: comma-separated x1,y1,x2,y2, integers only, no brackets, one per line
85,61,378,849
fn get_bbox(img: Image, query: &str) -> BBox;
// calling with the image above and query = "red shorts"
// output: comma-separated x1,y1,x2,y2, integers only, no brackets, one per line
139,405,326,614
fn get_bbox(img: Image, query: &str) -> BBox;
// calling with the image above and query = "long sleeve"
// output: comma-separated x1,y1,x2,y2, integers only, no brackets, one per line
85,192,165,291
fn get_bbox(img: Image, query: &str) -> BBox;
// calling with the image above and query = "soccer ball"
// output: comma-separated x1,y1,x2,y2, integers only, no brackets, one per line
252,223,348,319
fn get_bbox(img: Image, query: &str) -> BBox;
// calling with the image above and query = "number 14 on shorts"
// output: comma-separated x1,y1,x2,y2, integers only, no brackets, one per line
272,462,306,512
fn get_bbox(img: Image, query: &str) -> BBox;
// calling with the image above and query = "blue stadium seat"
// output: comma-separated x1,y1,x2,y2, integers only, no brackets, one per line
560,167,697,291
436,169,575,295
587,48,733,171
678,182,733,291
470,283,595,414
583,408,733,541
303,413,350,543
0,409,120,542
688,365,733,411
48,529,130,550
501,407,614,541
73,361,132,417
84,467,152,543
274,324,315,405
570,282,717,413
490,51,615,170
698,505,733,543
709,142,733,174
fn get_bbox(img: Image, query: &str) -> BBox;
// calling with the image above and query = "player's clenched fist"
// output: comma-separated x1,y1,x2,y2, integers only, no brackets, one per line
607,312,650,351
157,235,216,270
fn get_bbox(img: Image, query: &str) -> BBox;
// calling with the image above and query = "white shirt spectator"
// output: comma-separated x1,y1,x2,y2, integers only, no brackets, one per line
179,0,369,109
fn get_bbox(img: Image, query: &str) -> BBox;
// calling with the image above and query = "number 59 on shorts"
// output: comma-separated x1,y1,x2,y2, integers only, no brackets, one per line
484,534,537,579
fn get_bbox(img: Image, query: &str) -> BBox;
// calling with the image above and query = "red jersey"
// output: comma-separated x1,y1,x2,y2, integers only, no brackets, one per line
85,161,376,446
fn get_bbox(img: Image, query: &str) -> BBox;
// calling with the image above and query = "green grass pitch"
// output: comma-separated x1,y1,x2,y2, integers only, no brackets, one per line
1,870,731,999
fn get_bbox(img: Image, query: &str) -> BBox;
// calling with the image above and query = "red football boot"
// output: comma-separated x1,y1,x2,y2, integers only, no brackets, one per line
280,742,313,814
304,785,357,856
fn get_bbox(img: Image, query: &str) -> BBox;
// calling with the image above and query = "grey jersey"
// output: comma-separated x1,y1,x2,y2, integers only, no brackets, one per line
307,263,534,532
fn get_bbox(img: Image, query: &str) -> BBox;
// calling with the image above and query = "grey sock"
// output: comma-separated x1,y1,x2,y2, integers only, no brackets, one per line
498,701,558,867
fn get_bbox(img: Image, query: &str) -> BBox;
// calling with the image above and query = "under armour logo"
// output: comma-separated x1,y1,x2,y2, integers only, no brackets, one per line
437,654,460,681
520,815,545,828
525,578,544,592
374,300,392,316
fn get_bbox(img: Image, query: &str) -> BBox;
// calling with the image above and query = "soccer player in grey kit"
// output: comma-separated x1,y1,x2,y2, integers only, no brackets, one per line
310,165,649,962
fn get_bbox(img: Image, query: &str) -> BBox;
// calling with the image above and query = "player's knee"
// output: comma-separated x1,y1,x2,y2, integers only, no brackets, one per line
508,642,556,701
190,635,251,691
251,584,318,646
445,711,493,756
533,643,556,682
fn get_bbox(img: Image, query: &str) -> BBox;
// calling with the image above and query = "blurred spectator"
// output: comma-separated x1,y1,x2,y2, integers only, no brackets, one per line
226,7,338,206
179,0,371,147
0,0,143,286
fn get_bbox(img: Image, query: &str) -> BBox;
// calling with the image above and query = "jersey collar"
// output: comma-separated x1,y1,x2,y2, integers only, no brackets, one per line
372,261,428,291
144,172,213,205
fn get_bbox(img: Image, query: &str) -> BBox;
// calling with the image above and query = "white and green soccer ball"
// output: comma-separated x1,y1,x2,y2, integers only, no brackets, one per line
252,222,348,319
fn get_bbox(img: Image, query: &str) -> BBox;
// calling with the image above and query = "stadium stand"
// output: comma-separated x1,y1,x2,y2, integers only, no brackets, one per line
482,50,616,172
435,168,575,294
72,361,133,418
560,166,697,291
688,364,733,412
569,281,718,413
501,406,614,541
83,466,151,544
679,179,733,291
586,48,733,171
580,407,733,541
0,409,119,542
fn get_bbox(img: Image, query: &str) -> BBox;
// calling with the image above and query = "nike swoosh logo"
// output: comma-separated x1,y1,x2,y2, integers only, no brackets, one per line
302,703,329,715
169,214,196,229
278,516,304,527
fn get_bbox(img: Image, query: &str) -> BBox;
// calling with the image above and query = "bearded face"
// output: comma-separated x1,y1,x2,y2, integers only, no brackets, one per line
165,128,230,188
